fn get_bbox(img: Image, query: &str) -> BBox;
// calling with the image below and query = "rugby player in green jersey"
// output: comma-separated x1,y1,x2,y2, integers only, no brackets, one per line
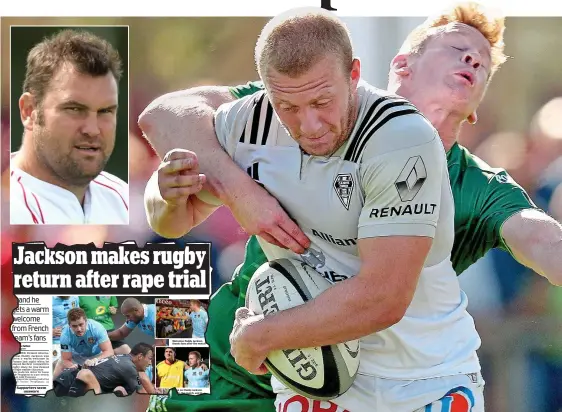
142,4,562,412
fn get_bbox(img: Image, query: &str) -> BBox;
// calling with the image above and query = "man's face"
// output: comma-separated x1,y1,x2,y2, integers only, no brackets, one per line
69,317,87,336
405,23,492,120
123,307,143,324
164,348,175,362
188,354,198,367
135,350,153,371
267,55,359,156
30,63,118,186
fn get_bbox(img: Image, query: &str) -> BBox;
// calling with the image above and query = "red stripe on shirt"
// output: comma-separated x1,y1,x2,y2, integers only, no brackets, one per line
100,172,125,187
93,180,129,211
31,192,45,224
17,176,39,224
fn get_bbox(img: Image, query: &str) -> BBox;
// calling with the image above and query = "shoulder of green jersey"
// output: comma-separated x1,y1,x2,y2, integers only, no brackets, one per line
455,145,518,185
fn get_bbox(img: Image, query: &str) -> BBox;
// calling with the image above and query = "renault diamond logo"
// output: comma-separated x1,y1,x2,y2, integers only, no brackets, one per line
395,156,426,202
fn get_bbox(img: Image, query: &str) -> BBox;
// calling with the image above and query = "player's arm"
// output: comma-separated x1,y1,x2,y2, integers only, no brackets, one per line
501,209,562,285
141,85,308,251
94,340,114,360
60,352,76,369
234,115,442,362
469,169,562,286
107,323,133,341
136,371,157,394
59,332,77,369
141,86,245,239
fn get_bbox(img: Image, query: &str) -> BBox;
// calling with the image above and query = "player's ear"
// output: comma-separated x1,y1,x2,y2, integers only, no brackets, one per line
467,111,478,124
391,54,411,78
350,58,361,89
19,93,37,131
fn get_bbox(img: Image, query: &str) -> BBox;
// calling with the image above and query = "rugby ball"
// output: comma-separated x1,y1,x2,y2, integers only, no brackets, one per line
246,258,360,401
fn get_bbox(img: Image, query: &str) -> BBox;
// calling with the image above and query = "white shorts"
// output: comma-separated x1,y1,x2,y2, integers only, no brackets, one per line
274,372,485,412
52,344,61,363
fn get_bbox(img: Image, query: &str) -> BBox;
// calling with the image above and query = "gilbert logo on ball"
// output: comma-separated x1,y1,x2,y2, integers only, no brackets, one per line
246,258,360,401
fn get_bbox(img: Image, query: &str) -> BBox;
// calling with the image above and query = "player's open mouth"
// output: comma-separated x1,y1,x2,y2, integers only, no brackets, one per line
455,72,474,86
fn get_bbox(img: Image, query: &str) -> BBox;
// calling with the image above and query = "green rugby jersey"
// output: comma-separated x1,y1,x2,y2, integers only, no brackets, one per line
146,82,538,412
79,296,118,330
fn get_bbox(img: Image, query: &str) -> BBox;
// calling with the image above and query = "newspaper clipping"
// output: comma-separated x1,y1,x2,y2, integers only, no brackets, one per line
10,241,212,397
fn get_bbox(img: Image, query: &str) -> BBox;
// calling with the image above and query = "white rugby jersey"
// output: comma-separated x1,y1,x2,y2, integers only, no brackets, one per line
212,81,481,380
10,167,129,225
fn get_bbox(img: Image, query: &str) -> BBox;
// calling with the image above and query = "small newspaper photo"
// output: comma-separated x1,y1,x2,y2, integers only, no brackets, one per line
10,241,212,398
154,345,211,395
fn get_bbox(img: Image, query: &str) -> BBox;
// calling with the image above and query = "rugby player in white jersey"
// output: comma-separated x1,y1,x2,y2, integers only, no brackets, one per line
144,7,490,412
10,29,128,225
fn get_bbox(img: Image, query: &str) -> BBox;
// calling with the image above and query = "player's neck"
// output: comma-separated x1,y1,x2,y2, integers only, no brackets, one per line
409,102,461,152
422,108,462,152
13,140,89,204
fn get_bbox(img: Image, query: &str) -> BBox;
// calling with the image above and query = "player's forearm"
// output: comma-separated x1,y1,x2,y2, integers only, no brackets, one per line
139,372,157,394
254,275,404,353
107,327,128,341
62,357,75,368
138,87,251,205
516,238,562,285
503,210,562,285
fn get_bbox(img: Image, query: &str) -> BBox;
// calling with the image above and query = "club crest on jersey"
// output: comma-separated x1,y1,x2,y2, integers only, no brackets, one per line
88,337,95,344
333,173,354,210
395,156,427,202
495,174,509,183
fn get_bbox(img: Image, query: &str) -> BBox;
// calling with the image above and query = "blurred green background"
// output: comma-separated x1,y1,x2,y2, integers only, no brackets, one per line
9,25,129,182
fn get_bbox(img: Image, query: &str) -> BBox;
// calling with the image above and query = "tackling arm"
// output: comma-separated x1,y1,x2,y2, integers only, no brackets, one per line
141,86,309,251
139,86,258,204
501,209,562,285
107,324,133,341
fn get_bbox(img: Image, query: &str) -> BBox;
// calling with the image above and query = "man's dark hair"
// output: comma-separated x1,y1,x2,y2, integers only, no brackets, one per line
130,342,153,356
23,29,122,106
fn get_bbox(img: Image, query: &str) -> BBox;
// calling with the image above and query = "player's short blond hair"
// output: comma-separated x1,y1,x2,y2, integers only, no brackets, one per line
400,2,507,76
255,7,354,82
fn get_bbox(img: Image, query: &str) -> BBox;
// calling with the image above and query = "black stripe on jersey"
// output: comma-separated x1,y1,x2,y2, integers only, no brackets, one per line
345,97,416,162
352,108,419,163
344,97,419,163
344,96,404,160
249,93,266,144
238,92,273,146
261,103,274,145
